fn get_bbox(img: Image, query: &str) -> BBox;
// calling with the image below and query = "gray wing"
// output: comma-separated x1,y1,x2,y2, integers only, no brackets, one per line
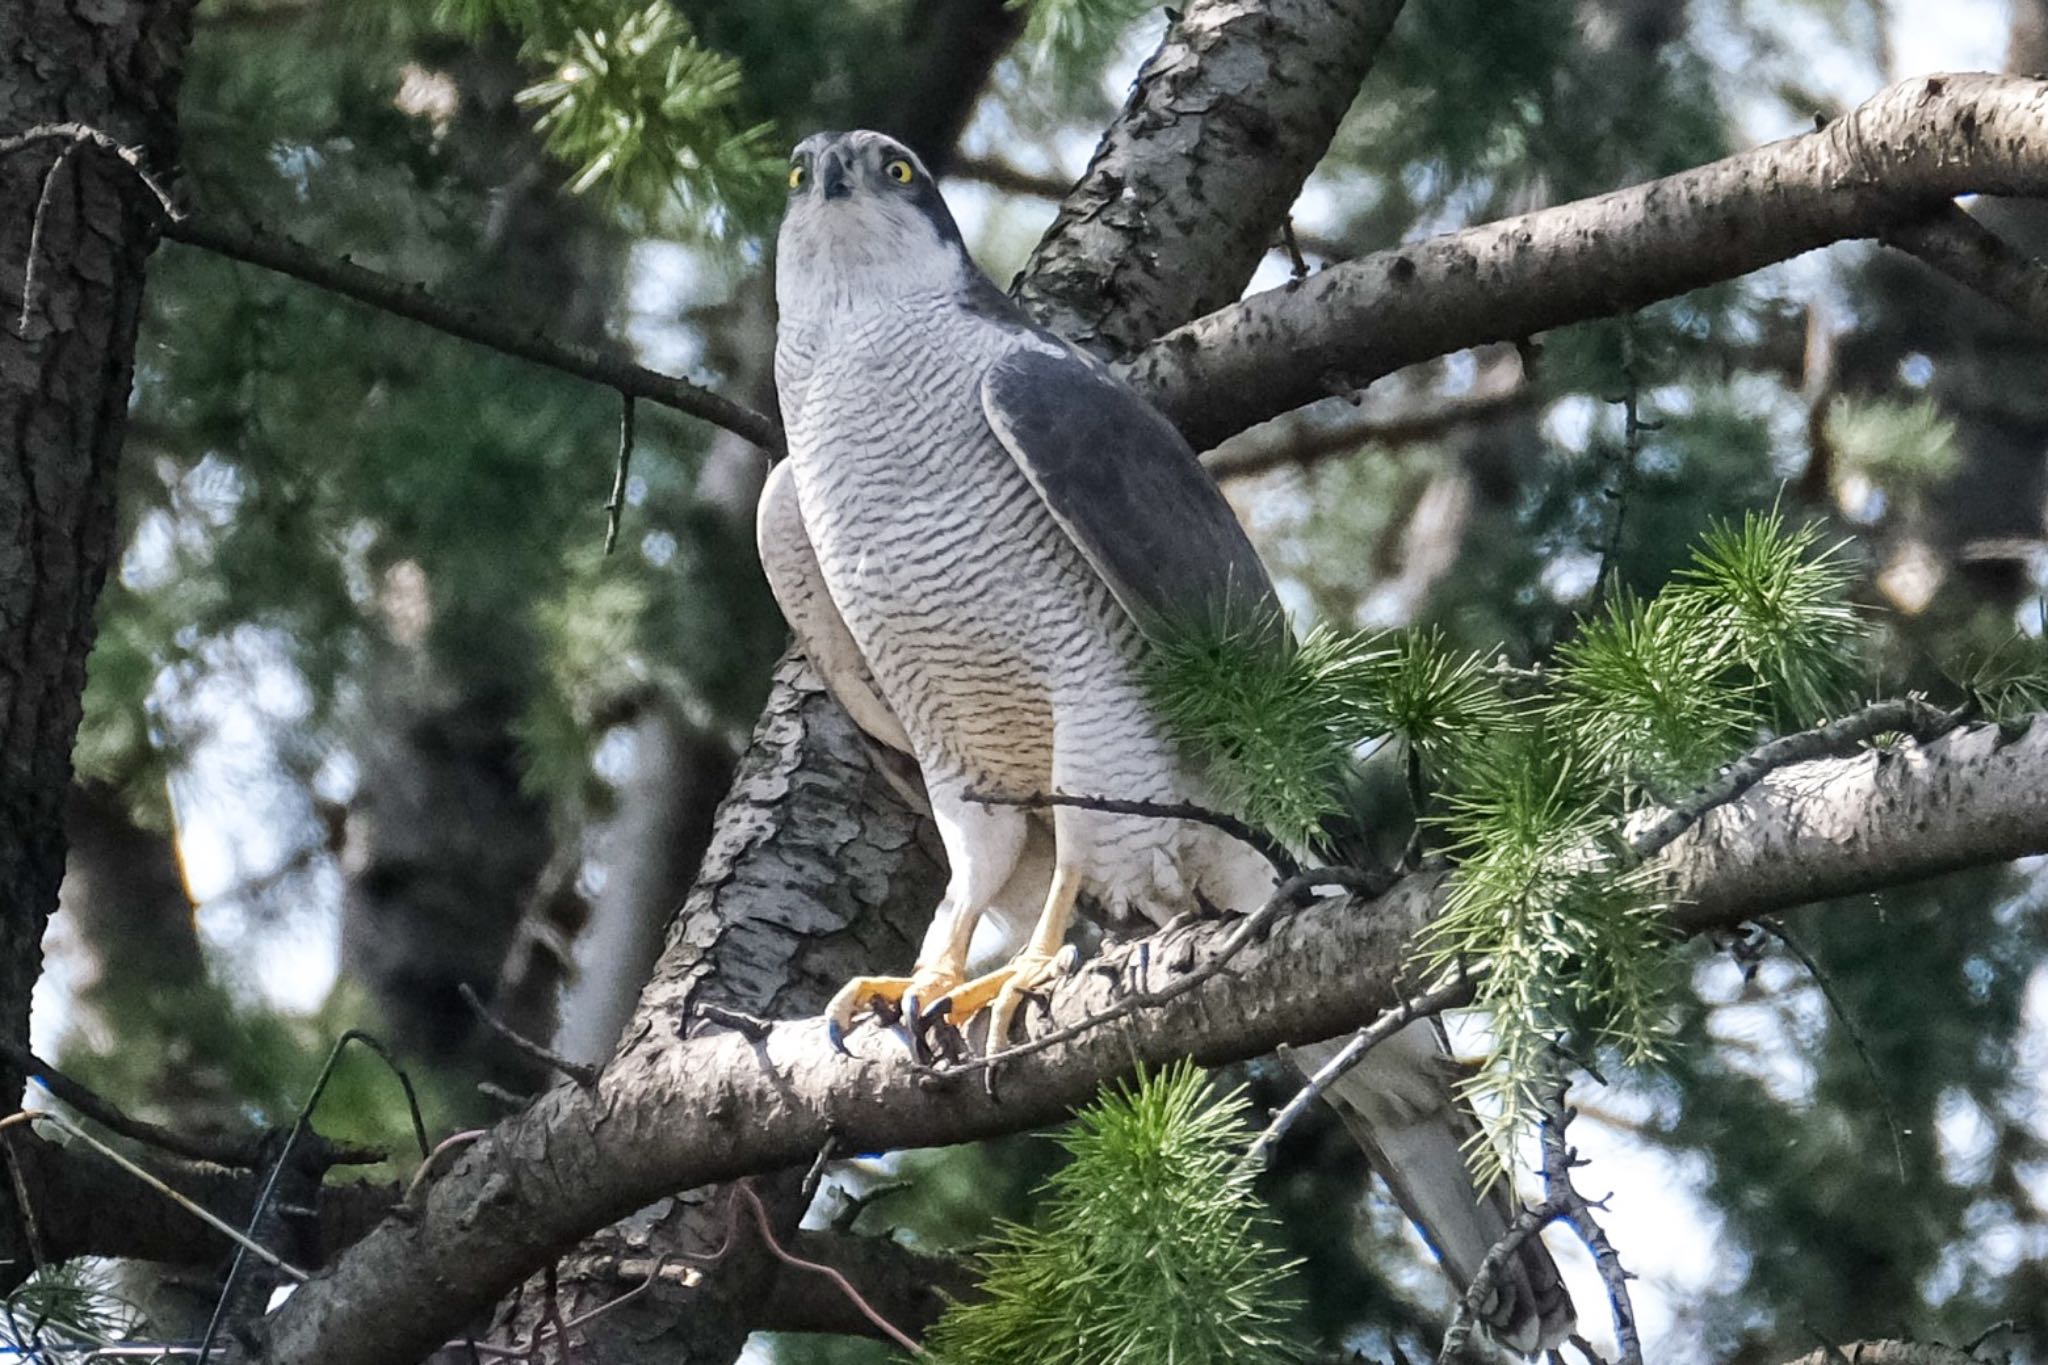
756,461,922,782
980,344,1285,642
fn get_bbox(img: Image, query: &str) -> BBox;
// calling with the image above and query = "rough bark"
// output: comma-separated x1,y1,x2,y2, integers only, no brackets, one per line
0,0,195,1278
1125,72,2048,450
476,659,944,1363
236,715,2048,1364
1015,0,1408,353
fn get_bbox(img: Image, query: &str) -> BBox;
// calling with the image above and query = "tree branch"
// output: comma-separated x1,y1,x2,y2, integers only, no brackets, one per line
160,216,786,454
1201,375,1533,478
1880,201,2048,329
1127,73,2048,449
1015,0,1408,352
234,715,2048,1364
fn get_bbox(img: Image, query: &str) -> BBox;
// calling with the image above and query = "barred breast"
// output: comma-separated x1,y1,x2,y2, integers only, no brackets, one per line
777,295,1150,801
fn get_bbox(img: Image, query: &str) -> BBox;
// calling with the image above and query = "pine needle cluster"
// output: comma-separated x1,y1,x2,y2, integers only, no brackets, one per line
923,1063,1305,1365
434,0,779,226
1147,507,1866,1177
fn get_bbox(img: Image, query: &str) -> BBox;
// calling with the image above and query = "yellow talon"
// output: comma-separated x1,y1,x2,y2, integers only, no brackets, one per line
824,962,966,1052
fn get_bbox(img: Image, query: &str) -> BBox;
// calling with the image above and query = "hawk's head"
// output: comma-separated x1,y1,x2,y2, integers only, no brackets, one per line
776,130,974,314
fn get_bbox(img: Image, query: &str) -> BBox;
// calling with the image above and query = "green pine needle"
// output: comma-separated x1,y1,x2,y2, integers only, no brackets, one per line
924,1063,1305,1365
1422,727,1674,1185
1669,507,1860,725
1956,626,2048,721
1010,0,1158,72
1554,586,1752,792
516,3,780,226
1143,622,1386,851
1345,625,1512,777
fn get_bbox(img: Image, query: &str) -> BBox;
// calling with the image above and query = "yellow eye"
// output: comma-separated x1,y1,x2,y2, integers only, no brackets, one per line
788,163,806,190
884,158,915,184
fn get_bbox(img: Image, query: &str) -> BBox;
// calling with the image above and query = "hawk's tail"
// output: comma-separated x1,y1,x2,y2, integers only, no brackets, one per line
1295,1025,1576,1354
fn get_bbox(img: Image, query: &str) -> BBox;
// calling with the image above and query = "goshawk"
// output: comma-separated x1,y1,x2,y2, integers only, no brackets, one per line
759,128,1575,1353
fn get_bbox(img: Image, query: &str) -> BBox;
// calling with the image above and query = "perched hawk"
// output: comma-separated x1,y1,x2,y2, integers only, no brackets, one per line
759,128,1574,1353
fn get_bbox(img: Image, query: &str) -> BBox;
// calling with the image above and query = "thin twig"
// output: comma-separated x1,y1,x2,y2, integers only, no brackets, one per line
1591,319,1651,605
1279,217,1311,280
965,788,1301,879
19,142,74,334
459,982,600,1089
3,1038,378,1169
1628,698,1968,862
0,1122,47,1274
1538,1071,1642,1365
198,1030,430,1362
0,1111,309,1283
403,1130,489,1211
0,123,180,219
1439,1198,1567,1364
1759,917,1908,1181
1244,978,1472,1168
801,1136,840,1206
161,216,784,453
733,1181,922,1355
692,1003,775,1040
603,393,638,555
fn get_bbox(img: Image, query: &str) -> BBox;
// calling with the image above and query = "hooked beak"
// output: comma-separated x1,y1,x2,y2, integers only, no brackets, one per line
818,149,852,200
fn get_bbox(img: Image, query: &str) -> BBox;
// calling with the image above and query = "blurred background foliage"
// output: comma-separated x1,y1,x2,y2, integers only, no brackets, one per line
19,0,2048,1359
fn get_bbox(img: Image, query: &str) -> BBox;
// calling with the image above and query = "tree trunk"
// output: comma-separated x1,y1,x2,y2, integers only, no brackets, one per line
0,0,196,1282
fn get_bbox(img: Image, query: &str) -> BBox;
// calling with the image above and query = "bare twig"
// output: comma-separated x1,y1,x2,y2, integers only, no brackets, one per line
160,216,785,454
1279,217,1311,280
1759,917,1909,1181
0,1111,309,1284
603,394,638,555
1629,698,1969,862
1439,1200,1567,1364
692,1003,775,1040
459,982,600,1089
19,142,75,334
1245,978,1471,1168
733,1181,922,1355
1537,1073,1642,1365
1592,319,1651,605
2,1039,378,1169
0,123,179,219
197,1031,431,1362
403,1130,489,1212
965,788,1303,879
1200,379,1534,481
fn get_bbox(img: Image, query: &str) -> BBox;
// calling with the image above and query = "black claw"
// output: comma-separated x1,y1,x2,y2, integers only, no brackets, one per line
827,1019,851,1055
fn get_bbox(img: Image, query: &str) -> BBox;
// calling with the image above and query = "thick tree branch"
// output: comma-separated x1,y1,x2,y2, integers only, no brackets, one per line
1015,0,1407,351
1127,72,2048,449
236,716,2048,1364
161,217,786,454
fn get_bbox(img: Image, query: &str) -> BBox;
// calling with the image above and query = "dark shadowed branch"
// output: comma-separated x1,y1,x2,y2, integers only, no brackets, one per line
161,217,786,453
